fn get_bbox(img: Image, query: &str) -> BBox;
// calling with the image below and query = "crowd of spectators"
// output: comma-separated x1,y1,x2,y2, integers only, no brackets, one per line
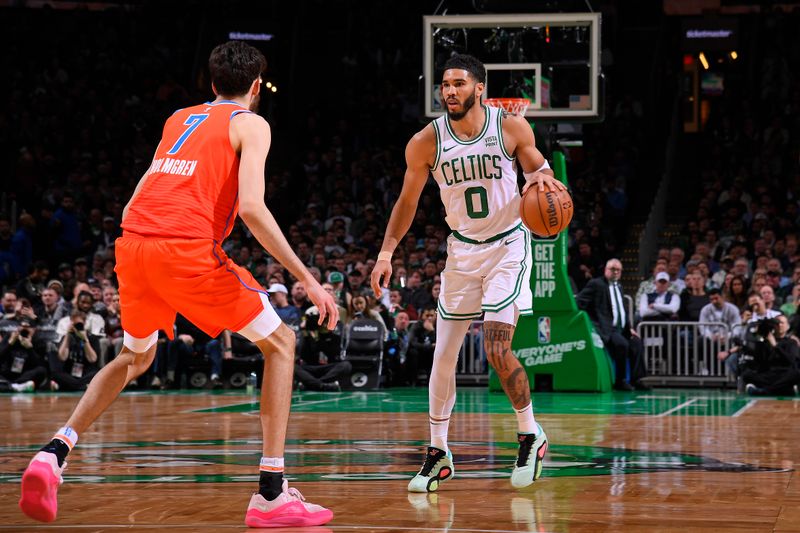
636,12,800,329
0,5,647,392
6,7,797,394
620,11,800,392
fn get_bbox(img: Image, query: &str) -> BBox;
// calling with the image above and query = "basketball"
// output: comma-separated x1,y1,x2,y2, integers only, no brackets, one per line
520,185,573,237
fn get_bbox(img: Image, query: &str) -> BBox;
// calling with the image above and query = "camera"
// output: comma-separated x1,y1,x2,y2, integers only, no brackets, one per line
19,328,31,338
754,317,779,338
73,322,85,332
738,318,779,372
303,308,320,332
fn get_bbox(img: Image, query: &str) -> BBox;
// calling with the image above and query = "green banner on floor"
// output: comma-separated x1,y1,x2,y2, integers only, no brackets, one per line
489,151,613,392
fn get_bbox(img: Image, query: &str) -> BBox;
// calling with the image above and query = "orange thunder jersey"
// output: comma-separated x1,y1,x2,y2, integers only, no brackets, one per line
122,100,252,242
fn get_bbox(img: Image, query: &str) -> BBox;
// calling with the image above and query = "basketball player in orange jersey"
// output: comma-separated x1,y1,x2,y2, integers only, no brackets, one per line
19,41,337,528
371,54,567,492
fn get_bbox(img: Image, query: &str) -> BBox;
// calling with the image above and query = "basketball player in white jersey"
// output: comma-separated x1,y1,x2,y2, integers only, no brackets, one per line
371,54,566,491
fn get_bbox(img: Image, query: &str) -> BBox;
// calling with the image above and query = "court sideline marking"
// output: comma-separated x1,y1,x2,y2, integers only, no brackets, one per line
731,399,758,417
654,398,697,417
183,392,364,413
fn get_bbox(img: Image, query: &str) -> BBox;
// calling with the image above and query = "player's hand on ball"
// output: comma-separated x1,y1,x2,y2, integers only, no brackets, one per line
522,172,567,194
370,260,392,298
306,281,339,330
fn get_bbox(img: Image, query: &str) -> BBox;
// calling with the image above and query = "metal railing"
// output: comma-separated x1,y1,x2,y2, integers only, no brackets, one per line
455,318,739,387
401,319,486,383
454,302,634,379
623,295,633,328
457,321,486,383
636,321,734,385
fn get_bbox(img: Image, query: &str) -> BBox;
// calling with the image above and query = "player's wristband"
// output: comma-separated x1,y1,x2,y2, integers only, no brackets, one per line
377,251,392,262
524,160,551,183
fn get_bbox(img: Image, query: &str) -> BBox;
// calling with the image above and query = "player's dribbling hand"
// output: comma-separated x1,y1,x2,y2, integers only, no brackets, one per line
306,281,339,330
370,260,392,298
522,172,568,195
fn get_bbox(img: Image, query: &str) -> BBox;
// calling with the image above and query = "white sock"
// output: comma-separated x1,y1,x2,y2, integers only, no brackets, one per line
428,316,471,453
515,403,537,435
430,416,450,452
259,456,284,473
54,426,79,450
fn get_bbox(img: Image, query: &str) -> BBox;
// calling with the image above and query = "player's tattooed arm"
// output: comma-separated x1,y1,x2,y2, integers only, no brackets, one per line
483,321,531,409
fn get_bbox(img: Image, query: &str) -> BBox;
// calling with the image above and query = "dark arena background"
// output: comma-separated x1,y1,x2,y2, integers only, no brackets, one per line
1,1,800,531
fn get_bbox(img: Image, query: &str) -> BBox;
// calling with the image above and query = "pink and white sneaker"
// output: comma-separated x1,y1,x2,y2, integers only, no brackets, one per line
244,480,333,528
19,451,66,522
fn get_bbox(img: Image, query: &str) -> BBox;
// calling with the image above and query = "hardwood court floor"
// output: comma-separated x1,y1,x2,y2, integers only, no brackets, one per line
0,388,798,532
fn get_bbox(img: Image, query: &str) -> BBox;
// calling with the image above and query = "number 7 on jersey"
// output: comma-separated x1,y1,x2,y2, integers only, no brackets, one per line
166,114,209,155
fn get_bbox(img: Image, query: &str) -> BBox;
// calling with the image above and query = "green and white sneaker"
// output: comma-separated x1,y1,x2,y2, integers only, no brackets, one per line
510,424,548,488
408,446,454,493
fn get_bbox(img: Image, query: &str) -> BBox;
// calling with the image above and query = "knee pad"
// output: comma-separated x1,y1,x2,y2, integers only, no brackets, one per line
237,292,282,342
123,331,159,353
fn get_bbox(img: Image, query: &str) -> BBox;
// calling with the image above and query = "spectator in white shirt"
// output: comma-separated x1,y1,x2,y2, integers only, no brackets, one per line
55,291,105,342
639,272,681,321
635,261,680,316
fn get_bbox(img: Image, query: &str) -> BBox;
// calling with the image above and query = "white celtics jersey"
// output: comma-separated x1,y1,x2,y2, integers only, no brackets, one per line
430,105,520,242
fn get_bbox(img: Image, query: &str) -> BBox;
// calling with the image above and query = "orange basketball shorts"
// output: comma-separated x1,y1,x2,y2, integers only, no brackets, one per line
114,236,267,339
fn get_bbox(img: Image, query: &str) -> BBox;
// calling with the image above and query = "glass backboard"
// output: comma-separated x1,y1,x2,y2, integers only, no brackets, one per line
424,13,601,120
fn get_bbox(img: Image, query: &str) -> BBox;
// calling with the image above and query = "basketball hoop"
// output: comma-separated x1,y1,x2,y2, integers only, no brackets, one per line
484,97,531,116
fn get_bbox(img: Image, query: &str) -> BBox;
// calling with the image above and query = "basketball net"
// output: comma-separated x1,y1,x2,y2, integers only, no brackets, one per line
483,97,531,116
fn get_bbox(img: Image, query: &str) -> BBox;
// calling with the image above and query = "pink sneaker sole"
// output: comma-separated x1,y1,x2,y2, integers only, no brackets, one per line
19,461,60,522
245,501,334,528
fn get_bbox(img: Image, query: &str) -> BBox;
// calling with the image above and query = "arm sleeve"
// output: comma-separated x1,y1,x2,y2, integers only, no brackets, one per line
775,338,800,367
0,337,11,358
698,306,712,337
725,305,741,330
408,325,424,351
639,294,656,318
87,336,102,362
654,295,681,314
55,317,69,343
89,314,106,337
635,281,648,306
575,281,595,312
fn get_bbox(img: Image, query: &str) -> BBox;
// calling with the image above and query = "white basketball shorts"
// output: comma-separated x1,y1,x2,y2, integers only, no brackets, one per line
437,223,533,321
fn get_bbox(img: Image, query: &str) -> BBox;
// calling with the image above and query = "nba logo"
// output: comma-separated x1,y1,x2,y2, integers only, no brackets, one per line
538,316,551,344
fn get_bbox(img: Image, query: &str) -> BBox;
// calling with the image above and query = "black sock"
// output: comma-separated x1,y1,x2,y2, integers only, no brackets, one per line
258,471,284,501
40,439,70,468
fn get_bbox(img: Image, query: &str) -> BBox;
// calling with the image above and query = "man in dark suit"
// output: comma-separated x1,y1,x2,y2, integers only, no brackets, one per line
577,258,649,391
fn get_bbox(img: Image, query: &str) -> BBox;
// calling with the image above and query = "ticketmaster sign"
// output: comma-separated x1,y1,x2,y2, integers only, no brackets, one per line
489,151,613,392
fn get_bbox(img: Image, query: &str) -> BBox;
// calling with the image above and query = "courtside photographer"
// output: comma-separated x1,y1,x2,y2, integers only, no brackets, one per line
739,314,800,396
51,310,100,391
